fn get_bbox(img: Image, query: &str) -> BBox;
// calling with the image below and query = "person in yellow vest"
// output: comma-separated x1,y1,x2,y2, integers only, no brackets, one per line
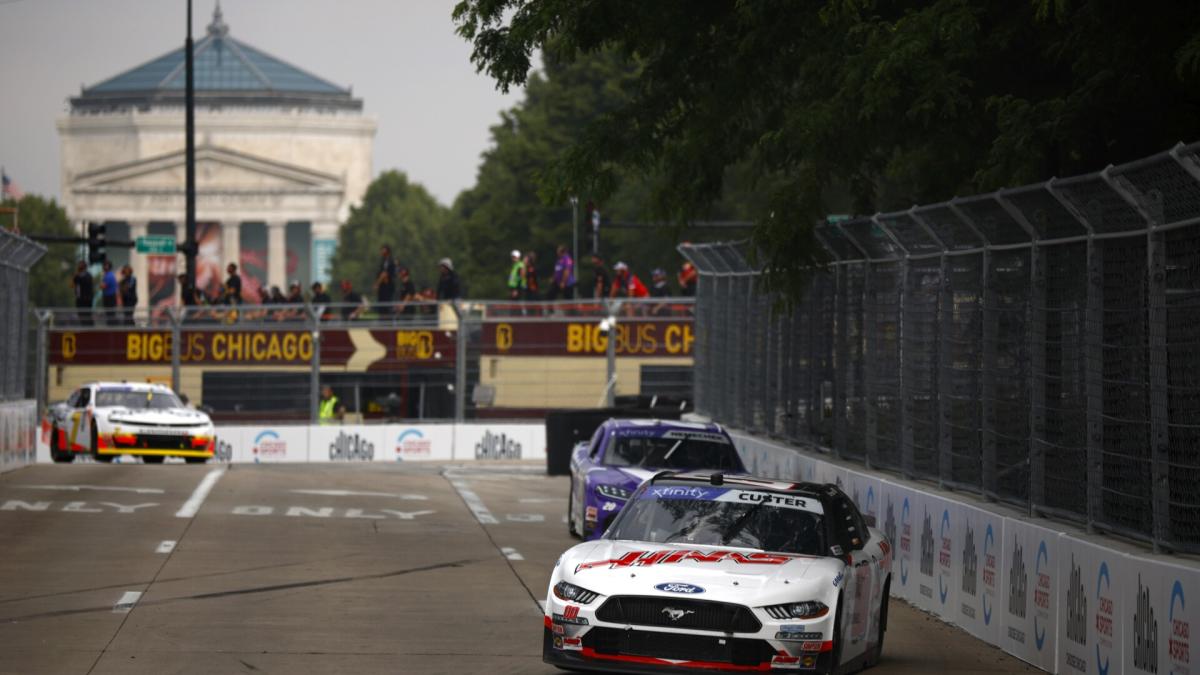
318,385,344,424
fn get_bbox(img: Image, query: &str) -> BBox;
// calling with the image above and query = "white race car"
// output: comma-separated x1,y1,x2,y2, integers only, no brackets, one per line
44,382,215,464
544,471,892,674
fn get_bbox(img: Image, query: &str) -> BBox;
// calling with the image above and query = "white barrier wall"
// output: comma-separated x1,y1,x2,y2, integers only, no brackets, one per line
0,400,37,474
36,422,547,465
730,431,1198,675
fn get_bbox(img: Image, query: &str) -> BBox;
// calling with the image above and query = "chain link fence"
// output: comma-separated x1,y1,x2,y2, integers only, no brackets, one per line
0,229,46,402
680,141,1200,554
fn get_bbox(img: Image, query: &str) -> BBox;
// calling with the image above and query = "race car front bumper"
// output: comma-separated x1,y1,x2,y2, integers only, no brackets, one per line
542,622,833,673
98,430,215,458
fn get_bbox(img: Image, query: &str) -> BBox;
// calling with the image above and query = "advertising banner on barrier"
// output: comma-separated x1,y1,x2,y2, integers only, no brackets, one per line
880,480,919,604
909,493,941,616
220,426,309,463
454,423,546,461
0,402,37,473
381,424,455,462
1123,555,1199,675
956,503,1004,646
307,425,387,463
1058,536,1127,675
1000,518,1060,671
844,470,883,534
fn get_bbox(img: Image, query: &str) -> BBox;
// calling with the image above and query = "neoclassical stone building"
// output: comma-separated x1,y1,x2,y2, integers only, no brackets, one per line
57,5,375,308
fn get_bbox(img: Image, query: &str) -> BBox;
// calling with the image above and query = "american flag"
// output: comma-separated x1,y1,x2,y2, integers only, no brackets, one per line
1,168,23,201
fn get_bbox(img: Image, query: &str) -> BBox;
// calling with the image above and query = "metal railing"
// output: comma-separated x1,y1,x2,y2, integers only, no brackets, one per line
680,141,1200,554
33,298,696,424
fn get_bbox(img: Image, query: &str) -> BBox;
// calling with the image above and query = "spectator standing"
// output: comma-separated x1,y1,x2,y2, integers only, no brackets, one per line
397,267,418,318
678,261,698,296
339,280,365,320
72,260,94,326
223,263,242,305
436,258,461,300
649,267,671,316
589,252,609,300
507,249,526,301
374,244,397,318
610,262,649,299
419,287,438,316
118,265,137,325
282,280,304,321
318,385,344,424
525,251,544,300
547,244,576,300
311,282,333,320
100,260,118,323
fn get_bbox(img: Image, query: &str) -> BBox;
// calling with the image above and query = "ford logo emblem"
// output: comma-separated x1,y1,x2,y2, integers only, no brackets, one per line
655,582,704,594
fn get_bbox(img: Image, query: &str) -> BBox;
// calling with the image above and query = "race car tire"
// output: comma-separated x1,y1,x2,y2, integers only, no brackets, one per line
142,456,164,464
50,425,74,463
869,578,890,667
828,593,844,675
91,423,114,463
185,457,208,464
567,480,579,537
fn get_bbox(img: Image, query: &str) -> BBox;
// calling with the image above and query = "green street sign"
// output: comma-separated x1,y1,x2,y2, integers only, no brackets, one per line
136,235,176,255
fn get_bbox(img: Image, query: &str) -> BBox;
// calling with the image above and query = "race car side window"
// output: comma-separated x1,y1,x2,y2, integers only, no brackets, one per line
587,427,605,459
76,388,91,408
66,389,82,407
830,496,864,550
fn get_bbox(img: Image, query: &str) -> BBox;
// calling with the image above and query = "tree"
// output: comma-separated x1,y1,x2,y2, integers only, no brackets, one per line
454,0,1200,296
329,171,453,298
1,195,77,308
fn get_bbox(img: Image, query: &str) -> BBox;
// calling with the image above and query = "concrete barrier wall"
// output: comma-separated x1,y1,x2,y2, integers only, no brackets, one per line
0,400,37,475
731,430,1198,675
34,421,547,465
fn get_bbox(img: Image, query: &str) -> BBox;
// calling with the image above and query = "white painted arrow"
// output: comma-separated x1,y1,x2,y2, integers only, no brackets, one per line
18,484,164,495
290,489,428,500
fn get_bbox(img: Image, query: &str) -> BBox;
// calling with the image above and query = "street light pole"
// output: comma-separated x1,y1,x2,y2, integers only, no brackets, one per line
184,0,197,291
570,195,579,271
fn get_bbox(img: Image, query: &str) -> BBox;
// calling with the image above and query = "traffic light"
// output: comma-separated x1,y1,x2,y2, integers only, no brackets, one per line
86,222,106,264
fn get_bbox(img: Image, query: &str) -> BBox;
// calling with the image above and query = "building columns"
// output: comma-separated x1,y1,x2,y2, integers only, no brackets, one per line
221,221,240,274
128,221,150,315
267,219,287,290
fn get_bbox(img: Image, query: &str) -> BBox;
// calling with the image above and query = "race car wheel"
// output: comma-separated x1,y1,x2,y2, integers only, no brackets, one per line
870,578,890,667
91,423,113,463
142,456,164,464
50,426,74,463
828,594,844,675
185,457,208,464
567,480,579,537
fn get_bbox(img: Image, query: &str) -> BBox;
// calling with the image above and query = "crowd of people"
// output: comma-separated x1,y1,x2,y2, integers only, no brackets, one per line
67,243,697,324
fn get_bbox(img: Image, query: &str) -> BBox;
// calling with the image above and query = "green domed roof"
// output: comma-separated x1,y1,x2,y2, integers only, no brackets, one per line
73,4,360,111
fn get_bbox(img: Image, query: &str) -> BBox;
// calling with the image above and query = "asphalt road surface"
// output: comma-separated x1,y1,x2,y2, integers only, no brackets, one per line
0,461,1039,674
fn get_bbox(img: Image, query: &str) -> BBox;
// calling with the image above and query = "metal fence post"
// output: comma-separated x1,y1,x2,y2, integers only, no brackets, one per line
454,302,467,421
937,253,953,488
34,310,49,416
833,264,848,458
898,255,913,478
1028,242,1046,516
309,306,320,423
1084,234,1104,533
1146,227,1169,551
862,263,878,466
170,308,181,393
980,248,998,499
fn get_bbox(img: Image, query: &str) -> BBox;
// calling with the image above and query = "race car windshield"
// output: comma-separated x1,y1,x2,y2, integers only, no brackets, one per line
604,435,740,470
96,389,184,410
606,487,825,556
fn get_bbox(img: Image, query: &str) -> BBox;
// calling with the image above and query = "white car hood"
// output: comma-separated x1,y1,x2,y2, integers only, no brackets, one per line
561,539,843,606
103,408,211,426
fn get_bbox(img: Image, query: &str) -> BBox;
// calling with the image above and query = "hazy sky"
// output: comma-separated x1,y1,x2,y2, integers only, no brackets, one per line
0,0,525,206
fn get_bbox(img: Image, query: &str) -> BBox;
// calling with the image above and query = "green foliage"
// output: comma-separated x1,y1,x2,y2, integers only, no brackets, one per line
2,195,76,308
454,0,1200,297
330,171,453,295
450,48,737,299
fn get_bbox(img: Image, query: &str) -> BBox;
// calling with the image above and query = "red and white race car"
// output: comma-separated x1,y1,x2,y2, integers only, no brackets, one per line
44,381,215,464
544,471,892,674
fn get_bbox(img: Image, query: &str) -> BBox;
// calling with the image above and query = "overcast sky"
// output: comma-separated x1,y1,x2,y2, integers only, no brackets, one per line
0,0,525,207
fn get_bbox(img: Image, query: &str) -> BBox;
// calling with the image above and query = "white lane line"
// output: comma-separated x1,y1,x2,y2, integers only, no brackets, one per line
156,540,176,554
500,547,525,561
518,497,561,503
175,468,225,518
290,489,427,500
113,591,142,614
17,484,164,494
447,479,498,524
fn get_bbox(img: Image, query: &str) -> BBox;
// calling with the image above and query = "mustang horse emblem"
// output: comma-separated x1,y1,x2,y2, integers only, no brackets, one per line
661,607,695,622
